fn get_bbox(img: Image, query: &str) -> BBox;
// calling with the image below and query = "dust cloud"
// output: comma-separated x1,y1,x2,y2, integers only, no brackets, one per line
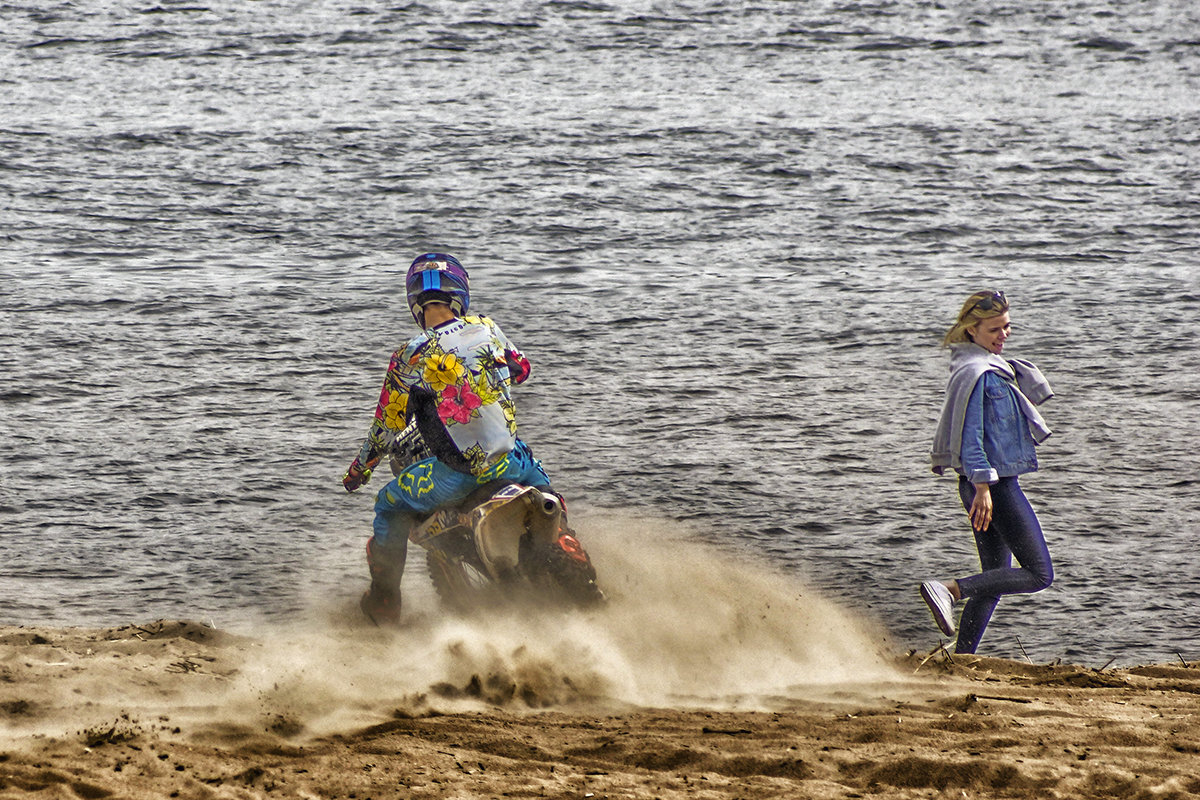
226,511,902,737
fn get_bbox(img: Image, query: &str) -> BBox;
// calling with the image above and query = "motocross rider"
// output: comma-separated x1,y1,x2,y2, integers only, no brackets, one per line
343,253,555,626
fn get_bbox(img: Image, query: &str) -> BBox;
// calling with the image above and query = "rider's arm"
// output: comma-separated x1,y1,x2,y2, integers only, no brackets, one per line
506,349,531,385
352,345,424,470
486,318,531,385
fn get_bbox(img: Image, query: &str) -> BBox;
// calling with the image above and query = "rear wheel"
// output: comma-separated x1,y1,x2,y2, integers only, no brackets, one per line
425,550,496,613
425,534,604,613
534,536,605,608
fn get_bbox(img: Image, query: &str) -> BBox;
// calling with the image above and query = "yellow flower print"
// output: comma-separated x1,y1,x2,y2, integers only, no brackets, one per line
461,443,490,473
384,390,408,430
471,373,501,407
424,352,466,392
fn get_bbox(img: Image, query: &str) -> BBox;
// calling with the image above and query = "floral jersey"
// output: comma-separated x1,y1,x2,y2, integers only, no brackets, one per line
352,314,532,478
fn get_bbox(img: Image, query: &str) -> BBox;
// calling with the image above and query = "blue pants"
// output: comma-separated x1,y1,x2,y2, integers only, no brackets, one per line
371,439,551,547
954,476,1054,654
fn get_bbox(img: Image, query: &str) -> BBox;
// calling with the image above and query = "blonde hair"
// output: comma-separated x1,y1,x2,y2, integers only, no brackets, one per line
942,290,1008,346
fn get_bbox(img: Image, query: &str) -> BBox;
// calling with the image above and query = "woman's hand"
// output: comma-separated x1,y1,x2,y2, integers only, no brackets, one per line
969,482,993,531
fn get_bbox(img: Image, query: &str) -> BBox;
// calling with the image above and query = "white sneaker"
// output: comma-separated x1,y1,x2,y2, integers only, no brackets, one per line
920,580,956,637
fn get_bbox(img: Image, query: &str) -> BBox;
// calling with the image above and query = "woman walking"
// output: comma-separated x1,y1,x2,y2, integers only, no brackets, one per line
923,290,1055,654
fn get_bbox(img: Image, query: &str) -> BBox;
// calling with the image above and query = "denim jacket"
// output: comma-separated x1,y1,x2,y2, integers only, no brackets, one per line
960,371,1038,483
931,343,1053,483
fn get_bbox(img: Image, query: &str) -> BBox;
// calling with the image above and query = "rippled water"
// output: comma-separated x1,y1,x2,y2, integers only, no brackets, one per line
2,0,1199,667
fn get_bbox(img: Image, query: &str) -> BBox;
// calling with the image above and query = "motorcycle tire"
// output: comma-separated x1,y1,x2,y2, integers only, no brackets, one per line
425,550,496,613
425,539,605,613
536,541,606,608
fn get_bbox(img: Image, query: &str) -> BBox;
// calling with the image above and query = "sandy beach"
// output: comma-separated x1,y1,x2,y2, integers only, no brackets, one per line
3,618,1200,799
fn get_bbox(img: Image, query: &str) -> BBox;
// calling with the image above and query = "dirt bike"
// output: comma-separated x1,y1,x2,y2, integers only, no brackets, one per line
388,420,604,613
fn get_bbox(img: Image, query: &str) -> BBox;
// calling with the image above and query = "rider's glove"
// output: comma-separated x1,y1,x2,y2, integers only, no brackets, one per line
343,461,372,493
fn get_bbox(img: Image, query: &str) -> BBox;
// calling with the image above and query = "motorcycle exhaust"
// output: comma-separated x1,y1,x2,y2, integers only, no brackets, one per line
473,486,563,580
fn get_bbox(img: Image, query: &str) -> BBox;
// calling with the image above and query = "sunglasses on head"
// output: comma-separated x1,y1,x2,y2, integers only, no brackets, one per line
971,291,1007,312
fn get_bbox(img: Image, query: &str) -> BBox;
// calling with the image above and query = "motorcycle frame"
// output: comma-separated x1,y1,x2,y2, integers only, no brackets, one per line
408,483,565,581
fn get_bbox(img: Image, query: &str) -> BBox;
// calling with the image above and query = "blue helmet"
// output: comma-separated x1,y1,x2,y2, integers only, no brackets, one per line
405,253,470,326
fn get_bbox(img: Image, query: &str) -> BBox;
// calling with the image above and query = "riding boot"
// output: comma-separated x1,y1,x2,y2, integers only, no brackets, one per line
360,520,411,627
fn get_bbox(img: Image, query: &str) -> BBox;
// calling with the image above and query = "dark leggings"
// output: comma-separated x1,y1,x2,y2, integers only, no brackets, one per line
954,476,1054,654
